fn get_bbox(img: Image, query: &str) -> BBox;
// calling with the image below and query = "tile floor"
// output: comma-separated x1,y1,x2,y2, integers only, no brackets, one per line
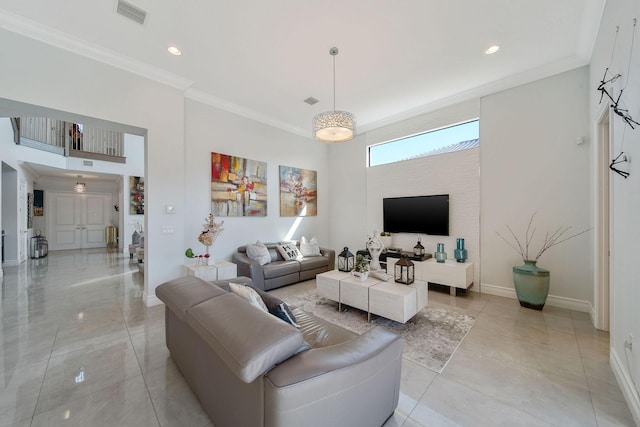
0,249,634,426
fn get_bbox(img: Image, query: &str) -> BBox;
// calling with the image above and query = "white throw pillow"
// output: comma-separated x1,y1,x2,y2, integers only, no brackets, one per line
276,243,302,260
246,240,271,265
300,236,321,257
229,282,269,313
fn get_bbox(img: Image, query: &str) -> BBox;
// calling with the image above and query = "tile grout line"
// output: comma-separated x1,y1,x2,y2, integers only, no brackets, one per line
29,326,59,427
122,280,163,427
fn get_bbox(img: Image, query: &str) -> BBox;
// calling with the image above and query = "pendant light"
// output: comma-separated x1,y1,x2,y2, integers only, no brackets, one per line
74,175,86,193
313,47,356,143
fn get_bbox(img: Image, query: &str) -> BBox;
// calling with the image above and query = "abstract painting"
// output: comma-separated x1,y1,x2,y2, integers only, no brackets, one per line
130,176,144,215
211,152,267,217
279,165,317,217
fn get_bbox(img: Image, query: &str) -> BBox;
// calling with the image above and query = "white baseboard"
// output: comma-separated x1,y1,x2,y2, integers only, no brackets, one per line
143,292,163,307
610,348,640,426
480,283,591,313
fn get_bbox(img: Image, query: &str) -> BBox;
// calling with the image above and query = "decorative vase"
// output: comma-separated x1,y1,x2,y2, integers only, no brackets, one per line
352,270,369,281
454,238,468,263
131,230,140,245
434,243,447,263
513,260,550,310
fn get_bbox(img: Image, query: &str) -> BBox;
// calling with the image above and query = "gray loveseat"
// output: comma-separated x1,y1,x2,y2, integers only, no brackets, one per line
156,275,403,427
232,242,335,290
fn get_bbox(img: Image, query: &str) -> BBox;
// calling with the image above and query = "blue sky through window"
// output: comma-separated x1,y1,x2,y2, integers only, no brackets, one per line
368,120,479,167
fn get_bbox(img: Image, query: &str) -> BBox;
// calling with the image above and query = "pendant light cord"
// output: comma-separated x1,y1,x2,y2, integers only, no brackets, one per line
332,52,336,112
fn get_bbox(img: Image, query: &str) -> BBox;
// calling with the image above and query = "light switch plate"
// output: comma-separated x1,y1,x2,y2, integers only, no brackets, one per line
166,204,175,214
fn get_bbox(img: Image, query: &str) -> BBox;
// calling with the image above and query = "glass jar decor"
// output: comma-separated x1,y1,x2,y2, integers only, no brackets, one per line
434,243,447,263
413,238,425,257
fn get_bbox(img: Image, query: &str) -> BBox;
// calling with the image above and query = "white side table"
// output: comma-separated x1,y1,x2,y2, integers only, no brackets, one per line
215,261,237,280
183,261,237,281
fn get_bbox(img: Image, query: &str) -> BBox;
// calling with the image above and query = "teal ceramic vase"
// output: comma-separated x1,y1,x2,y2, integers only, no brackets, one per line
513,260,550,310
454,238,468,263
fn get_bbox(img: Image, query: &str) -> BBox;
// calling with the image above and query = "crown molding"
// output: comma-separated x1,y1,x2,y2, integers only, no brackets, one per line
0,9,193,91
184,88,309,138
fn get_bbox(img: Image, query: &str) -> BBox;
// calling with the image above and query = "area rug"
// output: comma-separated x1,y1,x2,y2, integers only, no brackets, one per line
283,289,476,373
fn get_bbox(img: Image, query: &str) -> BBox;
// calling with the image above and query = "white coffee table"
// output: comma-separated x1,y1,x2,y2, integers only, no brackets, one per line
315,270,428,323
339,276,382,313
317,270,351,301
369,280,428,323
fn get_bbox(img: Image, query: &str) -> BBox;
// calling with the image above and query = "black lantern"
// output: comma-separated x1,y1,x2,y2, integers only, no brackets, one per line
394,254,415,285
338,247,355,272
413,238,425,257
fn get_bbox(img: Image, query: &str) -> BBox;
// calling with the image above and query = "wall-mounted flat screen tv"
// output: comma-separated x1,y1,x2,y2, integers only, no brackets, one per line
383,194,449,236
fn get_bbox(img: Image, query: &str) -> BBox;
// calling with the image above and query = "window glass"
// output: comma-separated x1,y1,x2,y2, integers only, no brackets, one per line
368,120,479,167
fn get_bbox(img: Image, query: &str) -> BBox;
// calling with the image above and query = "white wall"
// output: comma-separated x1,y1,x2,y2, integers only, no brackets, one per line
480,67,592,310
590,0,640,422
184,99,330,261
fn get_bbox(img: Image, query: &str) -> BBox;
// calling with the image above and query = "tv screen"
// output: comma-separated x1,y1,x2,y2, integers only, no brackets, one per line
383,194,449,236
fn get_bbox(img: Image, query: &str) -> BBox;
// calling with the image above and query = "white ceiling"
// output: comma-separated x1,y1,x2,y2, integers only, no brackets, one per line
0,0,605,138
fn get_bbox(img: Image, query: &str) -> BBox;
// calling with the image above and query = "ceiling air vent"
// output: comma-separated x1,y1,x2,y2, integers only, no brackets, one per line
83,160,94,167
117,0,147,25
304,97,319,105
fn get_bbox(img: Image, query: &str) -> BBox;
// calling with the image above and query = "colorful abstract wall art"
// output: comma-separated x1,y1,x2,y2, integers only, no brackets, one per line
279,165,317,217
211,152,267,217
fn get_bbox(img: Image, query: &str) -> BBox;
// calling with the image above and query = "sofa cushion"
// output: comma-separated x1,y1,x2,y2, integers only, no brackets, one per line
262,260,301,279
276,243,302,260
229,282,268,312
186,293,306,383
298,255,330,270
300,236,321,257
246,240,271,265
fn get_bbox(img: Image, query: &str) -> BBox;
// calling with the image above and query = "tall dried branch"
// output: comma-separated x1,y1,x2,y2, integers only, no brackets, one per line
497,214,592,262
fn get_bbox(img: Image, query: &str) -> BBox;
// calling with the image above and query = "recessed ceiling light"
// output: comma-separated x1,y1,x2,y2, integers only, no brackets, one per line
485,45,500,55
167,46,182,56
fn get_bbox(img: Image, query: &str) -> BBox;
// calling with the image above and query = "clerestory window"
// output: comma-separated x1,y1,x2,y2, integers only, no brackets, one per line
367,119,479,167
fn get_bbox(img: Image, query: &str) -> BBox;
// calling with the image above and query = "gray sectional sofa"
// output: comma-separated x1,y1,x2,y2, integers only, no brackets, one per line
232,242,335,290
156,275,403,427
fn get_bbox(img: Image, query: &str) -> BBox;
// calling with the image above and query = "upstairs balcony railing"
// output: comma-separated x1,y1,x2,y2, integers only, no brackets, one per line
16,117,126,163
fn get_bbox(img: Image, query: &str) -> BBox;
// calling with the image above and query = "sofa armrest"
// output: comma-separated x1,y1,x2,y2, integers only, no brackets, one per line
231,252,266,290
265,327,401,387
319,247,335,269
264,327,403,427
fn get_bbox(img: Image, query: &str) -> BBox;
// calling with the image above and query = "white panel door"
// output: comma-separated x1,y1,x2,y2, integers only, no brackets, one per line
49,192,110,250
51,193,81,250
84,195,108,248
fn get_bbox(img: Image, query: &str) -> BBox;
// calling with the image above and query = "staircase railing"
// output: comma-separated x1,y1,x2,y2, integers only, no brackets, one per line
16,117,125,163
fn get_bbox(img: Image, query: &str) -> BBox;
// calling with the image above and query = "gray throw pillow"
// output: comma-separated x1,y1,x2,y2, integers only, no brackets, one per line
252,286,299,328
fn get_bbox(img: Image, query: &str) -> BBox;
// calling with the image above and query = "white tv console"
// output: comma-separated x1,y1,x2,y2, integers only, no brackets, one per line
386,256,473,296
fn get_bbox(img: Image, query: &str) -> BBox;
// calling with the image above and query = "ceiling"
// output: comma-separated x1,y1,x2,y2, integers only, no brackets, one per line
0,1,604,139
